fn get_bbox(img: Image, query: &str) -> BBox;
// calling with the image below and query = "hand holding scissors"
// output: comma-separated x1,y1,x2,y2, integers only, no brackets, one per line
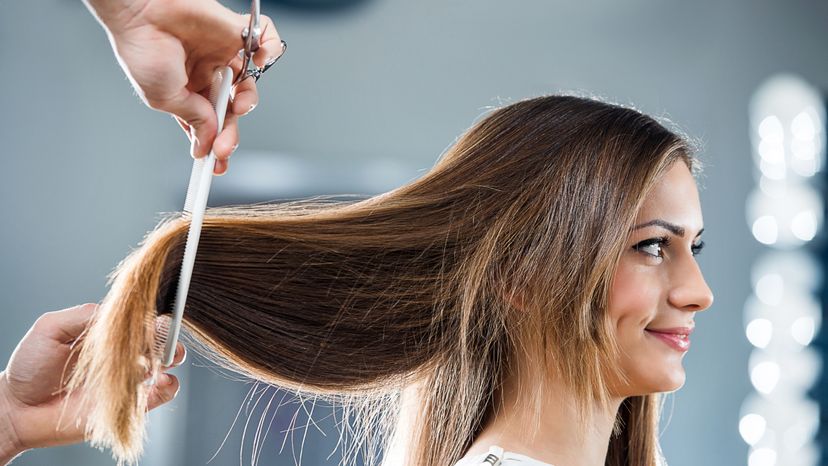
85,0,287,174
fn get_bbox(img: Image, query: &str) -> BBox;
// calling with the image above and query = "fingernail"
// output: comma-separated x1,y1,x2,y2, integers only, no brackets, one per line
247,104,256,114
190,137,200,158
231,143,239,154
159,373,174,386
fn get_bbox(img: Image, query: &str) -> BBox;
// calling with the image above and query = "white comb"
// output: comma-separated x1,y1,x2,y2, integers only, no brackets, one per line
160,66,234,367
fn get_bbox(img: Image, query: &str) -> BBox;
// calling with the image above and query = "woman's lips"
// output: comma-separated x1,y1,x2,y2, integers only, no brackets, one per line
645,328,692,352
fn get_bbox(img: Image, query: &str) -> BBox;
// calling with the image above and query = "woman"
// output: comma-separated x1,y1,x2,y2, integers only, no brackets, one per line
67,94,713,466
452,144,712,465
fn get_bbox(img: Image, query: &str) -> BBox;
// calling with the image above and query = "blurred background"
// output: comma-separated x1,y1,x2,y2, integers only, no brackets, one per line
2,0,827,465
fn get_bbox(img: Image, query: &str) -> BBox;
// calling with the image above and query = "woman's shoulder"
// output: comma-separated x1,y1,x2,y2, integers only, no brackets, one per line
452,445,555,466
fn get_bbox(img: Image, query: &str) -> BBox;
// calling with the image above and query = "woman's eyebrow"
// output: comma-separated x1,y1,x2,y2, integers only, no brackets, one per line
632,219,705,238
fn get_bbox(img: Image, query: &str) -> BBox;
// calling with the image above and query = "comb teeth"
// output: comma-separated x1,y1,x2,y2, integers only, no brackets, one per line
207,70,225,107
163,66,235,368
153,315,172,360
183,159,204,213
145,315,172,385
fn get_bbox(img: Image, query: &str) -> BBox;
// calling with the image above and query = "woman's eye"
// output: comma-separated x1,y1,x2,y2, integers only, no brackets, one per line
633,237,706,259
633,238,667,258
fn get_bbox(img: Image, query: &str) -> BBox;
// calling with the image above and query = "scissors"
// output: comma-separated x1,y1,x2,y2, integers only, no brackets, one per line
235,0,287,85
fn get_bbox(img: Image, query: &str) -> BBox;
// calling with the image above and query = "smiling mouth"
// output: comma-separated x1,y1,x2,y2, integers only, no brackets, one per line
645,329,692,352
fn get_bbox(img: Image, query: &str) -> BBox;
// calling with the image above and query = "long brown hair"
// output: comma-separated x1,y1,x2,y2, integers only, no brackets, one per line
68,95,696,466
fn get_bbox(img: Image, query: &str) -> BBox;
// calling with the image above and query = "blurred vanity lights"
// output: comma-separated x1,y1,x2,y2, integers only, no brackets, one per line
751,251,822,293
741,73,826,466
744,294,822,349
755,110,822,180
748,349,821,395
749,74,826,181
747,184,822,247
740,392,821,466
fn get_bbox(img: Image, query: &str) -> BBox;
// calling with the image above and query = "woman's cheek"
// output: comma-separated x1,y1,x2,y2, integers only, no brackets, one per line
608,260,662,325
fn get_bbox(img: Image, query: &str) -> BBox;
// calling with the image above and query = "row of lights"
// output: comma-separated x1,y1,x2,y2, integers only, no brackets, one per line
742,74,825,466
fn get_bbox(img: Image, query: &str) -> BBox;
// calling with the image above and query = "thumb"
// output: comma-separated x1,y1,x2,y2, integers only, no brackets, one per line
154,88,218,159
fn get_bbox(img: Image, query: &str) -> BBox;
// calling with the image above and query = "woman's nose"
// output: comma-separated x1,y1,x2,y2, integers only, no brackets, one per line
668,255,714,312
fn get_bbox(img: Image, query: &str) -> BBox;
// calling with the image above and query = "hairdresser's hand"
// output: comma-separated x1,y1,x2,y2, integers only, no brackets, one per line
83,0,286,175
0,304,186,463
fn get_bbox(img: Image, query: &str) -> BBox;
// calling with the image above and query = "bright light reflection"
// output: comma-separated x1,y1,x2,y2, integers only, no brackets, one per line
750,251,821,294
791,317,816,346
759,159,787,180
752,216,779,245
791,111,816,141
749,448,777,466
746,319,773,348
790,211,818,241
791,156,818,178
759,115,785,142
751,361,780,394
740,413,767,445
755,273,784,305
791,139,817,160
759,139,785,163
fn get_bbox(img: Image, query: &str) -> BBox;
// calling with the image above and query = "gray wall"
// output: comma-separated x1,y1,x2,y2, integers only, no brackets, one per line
1,0,827,465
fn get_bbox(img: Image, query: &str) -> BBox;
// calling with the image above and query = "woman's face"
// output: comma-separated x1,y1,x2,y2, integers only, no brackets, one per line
608,160,714,396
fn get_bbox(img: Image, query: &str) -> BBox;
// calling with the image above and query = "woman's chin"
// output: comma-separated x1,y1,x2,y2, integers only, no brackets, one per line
652,365,687,393
627,364,686,395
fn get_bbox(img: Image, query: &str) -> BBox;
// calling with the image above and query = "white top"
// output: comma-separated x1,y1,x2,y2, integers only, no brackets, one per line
452,446,554,466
